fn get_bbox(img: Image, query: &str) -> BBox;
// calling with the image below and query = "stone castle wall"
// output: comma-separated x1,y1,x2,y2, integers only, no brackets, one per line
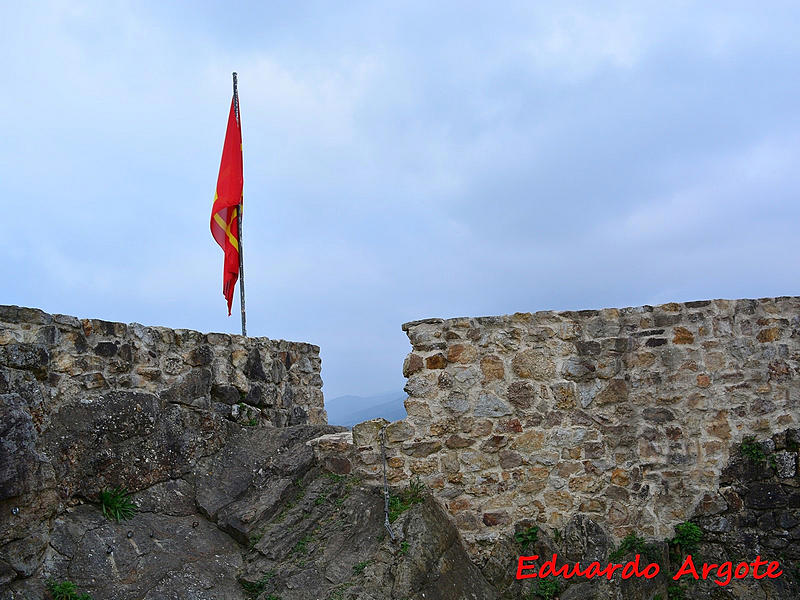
324,297,800,557
0,304,326,430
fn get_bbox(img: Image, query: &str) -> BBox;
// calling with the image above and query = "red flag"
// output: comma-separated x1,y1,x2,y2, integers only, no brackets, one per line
210,97,243,315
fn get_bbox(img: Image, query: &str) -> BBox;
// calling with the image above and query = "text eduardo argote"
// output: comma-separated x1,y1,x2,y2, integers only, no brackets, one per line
516,553,783,587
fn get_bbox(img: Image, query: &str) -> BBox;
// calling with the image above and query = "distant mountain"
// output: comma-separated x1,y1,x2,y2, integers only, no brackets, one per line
325,391,407,427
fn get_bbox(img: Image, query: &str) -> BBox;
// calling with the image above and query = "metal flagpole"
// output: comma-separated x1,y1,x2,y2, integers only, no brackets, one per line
233,72,247,337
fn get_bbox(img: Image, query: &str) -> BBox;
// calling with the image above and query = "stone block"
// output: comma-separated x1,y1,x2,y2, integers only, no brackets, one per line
512,349,556,379
773,451,797,478
480,355,505,381
352,418,389,446
385,420,415,443
447,344,477,364
474,393,511,417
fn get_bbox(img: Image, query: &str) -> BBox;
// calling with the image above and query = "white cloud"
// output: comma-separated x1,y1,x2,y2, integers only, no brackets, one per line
604,133,800,244
520,8,646,81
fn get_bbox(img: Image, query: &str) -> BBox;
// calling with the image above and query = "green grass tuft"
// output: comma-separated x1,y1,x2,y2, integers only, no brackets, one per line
535,580,560,600
388,477,426,523
609,532,660,563
667,583,687,600
352,559,372,574
248,529,264,549
99,487,136,522
740,436,766,462
47,580,93,600
671,522,702,555
514,526,539,551
524,579,559,600
292,534,313,556
238,572,275,599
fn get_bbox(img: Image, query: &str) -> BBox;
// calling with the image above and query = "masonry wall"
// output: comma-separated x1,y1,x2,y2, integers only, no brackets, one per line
335,297,800,557
0,304,326,428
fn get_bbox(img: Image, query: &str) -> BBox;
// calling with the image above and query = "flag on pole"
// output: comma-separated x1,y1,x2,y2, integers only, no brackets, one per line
210,96,243,316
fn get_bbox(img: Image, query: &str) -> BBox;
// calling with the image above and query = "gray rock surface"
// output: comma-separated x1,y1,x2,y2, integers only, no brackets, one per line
242,477,498,600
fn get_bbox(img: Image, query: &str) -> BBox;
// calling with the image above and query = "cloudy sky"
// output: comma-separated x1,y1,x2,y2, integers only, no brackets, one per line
2,1,798,399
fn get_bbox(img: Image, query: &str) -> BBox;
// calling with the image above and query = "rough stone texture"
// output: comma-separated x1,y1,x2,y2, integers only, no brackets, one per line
684,427,800,598
5,300,800,599
0,422,343,599
337,297,800,562
241,479,499,600
0,305,326,596
0,306,515,600
12,505,245,600
2,419,510,600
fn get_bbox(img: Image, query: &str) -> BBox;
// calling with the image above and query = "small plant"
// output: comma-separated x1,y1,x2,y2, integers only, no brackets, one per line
671,522,702,555
328,584,350,600
552,528,562,544
609,532,660,563
528,579,559,600
740,436,766,462
315,493,328,505
388,477,426,523
352,560,372,574
99,487,136,522
47,580,93,600
667,583,687,600
292,534,312,556
248,529,264,549
273,502,292,523
538,579,560,600
238,571,275,598
398,541,410,555
325,472,347,483
514,526,539,550
408,475,425,497
246,417,258,426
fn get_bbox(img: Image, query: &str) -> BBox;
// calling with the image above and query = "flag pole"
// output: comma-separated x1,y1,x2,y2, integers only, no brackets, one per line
233,72,247,337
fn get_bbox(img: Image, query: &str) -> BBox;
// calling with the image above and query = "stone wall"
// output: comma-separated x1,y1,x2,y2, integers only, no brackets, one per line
0,304,326,430
0,304,326,587
331,297,800,558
